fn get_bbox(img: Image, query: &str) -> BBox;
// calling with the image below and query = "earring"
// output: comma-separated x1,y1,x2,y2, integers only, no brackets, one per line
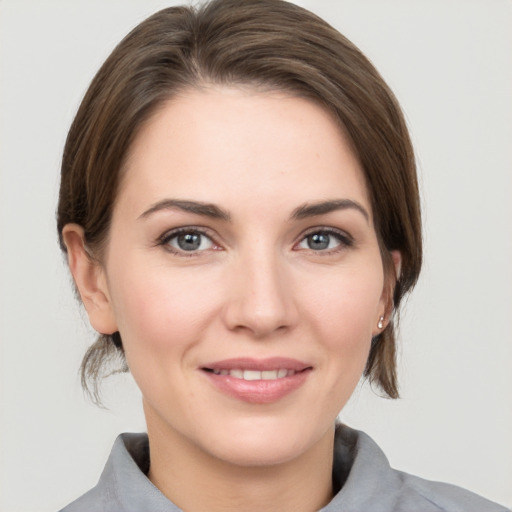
377,316,384,329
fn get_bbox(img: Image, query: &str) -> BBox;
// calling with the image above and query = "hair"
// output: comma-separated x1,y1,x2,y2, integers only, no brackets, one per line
57,0,422,403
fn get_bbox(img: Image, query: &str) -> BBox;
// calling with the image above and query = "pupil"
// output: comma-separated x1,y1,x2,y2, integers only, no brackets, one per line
177,233,201,251
308,233,329,250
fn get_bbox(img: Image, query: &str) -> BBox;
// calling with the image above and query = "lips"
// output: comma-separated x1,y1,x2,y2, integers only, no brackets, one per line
200,358,312,403
207,368,294,380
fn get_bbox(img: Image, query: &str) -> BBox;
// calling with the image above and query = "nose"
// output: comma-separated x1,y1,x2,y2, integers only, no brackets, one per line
222,248,299,339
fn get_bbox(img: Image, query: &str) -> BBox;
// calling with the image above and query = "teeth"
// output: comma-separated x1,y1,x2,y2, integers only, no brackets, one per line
210,368,296,380
243,370,261,380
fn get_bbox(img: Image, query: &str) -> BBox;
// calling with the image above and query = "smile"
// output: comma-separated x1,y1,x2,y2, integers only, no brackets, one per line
201,358,312,403
205,368,296,380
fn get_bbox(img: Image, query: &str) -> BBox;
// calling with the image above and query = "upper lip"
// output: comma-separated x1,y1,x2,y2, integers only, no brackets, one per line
201,357,312,372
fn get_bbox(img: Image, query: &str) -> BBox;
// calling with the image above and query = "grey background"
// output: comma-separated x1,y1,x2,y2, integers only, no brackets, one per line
1,1,511,510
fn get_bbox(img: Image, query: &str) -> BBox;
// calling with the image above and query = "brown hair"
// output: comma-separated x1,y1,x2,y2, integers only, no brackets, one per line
57,0,422,403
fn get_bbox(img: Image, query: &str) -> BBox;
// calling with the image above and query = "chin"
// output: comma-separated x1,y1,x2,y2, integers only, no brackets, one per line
210,438,308,467
198,417,332,468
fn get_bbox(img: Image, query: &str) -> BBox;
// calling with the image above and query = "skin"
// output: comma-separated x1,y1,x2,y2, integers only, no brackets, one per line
63,86,399,512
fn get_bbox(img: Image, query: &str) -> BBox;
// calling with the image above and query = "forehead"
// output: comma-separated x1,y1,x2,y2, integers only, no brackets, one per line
119,86,371,217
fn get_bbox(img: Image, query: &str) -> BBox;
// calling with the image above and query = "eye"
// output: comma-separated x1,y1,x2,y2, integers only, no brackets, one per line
159,228,217,255
296,229,352,252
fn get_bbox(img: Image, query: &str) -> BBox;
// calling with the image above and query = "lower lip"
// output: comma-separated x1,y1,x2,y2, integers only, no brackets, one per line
202,370,311,404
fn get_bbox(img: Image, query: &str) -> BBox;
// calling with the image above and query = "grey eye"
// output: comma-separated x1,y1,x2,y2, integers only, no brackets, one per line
168,232,214,252
177,233,201,251
306,233,331,250
297,230,351,252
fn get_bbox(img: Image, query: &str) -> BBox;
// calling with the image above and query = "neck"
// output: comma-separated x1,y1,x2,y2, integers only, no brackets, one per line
145,408,335,512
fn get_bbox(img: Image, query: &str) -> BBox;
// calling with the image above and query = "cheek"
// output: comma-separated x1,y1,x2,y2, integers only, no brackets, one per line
305,266,384,339
301,263,384,389
107,261,222,354
106,264,226,407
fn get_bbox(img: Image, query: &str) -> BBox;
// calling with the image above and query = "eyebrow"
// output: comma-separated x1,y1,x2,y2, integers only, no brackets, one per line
138,198,369,223
291,199,370,223
138,199,231,221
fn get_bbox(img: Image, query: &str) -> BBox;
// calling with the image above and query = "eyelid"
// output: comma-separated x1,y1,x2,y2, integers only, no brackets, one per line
155,225,354,256
294,226,354,251
156,226,222,256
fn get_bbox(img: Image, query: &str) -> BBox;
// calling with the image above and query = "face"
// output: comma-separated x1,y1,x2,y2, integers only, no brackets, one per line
82,87,393,467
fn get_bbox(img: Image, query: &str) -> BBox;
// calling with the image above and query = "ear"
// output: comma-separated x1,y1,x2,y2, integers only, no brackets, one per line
62,224,118,335
374,250,402,334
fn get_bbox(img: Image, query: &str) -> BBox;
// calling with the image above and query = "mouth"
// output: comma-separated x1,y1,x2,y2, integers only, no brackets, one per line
202,368,305,380
200,358,313,403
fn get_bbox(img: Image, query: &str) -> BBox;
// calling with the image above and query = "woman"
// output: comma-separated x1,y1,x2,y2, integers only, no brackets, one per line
56,0,508,510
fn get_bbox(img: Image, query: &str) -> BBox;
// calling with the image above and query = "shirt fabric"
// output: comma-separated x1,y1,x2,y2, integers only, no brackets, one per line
60,425,509,512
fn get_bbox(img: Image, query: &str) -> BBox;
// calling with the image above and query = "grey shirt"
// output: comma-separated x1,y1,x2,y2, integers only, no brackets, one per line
60,425,509,512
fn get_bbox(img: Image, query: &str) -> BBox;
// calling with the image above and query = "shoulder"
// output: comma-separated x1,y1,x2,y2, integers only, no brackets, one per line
59,433,178,512
59,486,108,512
393,469,509,512
326,425,509,512
57,433,134,512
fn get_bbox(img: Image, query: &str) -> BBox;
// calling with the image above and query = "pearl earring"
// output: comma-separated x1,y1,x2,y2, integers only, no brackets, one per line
378,316,384,329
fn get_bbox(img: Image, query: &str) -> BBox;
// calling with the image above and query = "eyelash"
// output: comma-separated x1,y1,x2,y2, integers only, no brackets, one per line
156,226,354,257
157,227,219,257
295,228,354,255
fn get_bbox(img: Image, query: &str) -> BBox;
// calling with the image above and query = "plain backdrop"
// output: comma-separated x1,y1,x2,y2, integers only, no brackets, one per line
1,1,511,510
